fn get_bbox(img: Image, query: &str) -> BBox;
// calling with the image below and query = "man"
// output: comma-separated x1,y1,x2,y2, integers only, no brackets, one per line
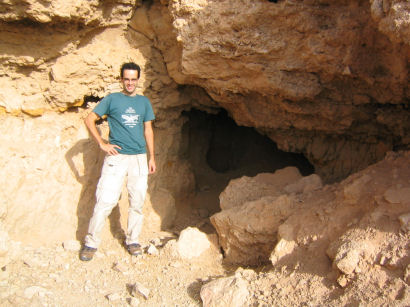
80,62,156,261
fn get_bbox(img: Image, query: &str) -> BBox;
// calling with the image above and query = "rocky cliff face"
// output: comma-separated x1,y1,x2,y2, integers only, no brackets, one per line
0,0,409,305
153,0,409,181
0,0,408,264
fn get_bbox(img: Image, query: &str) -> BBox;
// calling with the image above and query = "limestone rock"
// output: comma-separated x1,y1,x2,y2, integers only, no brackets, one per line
211,194,297,266
112,262,128,274
270,238,297,266
284,174,323,194
146,244,158,255
175,227,211,259
106,292,121,301
62,240,81,252
131,282,150,300
219,167,302,210
0,0,136,26
200,276,249,307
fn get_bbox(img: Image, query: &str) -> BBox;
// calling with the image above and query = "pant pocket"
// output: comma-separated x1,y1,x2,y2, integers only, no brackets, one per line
96,155,126,204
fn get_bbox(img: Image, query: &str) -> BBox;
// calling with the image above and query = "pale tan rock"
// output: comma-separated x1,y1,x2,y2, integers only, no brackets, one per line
106,292,121,301
176,227,211,259
131,282,150,300
327,230,378,275
284,174,323,194
112,262,128,274
219,167,302,210
129,4,156,40
270,239,297,266
0,0,136,26
337,275,349,288
21,93,49,117
200,276,249,307
211,194,297,265
62,240,81,252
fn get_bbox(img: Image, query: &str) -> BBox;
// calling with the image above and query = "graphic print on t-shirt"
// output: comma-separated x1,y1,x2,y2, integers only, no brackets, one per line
121,106,140,127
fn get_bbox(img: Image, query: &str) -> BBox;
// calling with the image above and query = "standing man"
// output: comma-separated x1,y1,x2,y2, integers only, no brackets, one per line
80,62,156,261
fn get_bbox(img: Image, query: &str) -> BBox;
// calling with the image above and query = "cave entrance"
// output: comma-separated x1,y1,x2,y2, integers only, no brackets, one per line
178,108,314,230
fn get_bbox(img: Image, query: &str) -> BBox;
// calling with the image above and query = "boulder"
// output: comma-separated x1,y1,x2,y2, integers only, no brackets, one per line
219,167,302,210
200,275,249,307
175,227,211,259
211,194,297,265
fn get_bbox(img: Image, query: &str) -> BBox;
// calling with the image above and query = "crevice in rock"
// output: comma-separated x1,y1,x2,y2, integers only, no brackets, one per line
65,95,102,114
82,95,101,107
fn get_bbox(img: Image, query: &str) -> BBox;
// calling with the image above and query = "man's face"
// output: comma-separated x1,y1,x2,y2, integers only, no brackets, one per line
121,69,139,95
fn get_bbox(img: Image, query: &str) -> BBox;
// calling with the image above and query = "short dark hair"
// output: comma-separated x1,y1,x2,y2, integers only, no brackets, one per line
120,62,141,79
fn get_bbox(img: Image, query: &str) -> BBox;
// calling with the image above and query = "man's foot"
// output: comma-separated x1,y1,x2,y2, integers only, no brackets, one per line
79,246,97,261
127,243,143,256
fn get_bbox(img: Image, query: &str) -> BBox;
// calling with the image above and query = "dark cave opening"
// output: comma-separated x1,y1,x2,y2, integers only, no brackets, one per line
180,108,315,219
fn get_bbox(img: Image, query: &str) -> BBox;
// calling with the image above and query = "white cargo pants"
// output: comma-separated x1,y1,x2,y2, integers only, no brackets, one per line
84,153,148,248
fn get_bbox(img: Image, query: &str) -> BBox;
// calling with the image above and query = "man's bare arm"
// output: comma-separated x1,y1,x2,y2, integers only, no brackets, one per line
84,112,121,155
144,120,156,174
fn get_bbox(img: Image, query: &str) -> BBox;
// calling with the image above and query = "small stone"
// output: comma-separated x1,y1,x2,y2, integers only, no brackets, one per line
112,262,128,273
147,244,158,255
131,282,150,300
175,227,211,259
149,238,161,246
337,275,349,288
62,240,81,251
380,256,388,265
106,292,121,301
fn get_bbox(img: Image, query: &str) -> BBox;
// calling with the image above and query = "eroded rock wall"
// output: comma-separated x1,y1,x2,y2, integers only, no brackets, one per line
0,0,198,247
150,0,410,181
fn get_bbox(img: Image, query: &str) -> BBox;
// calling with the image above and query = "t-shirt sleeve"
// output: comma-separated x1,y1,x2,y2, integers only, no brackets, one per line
144,98,155,122
93,95,111,117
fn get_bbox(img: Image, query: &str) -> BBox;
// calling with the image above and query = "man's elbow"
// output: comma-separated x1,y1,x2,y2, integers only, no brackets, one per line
84,113,97,127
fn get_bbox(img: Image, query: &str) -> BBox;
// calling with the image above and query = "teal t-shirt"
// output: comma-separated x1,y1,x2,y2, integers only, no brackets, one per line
93,92,155,155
